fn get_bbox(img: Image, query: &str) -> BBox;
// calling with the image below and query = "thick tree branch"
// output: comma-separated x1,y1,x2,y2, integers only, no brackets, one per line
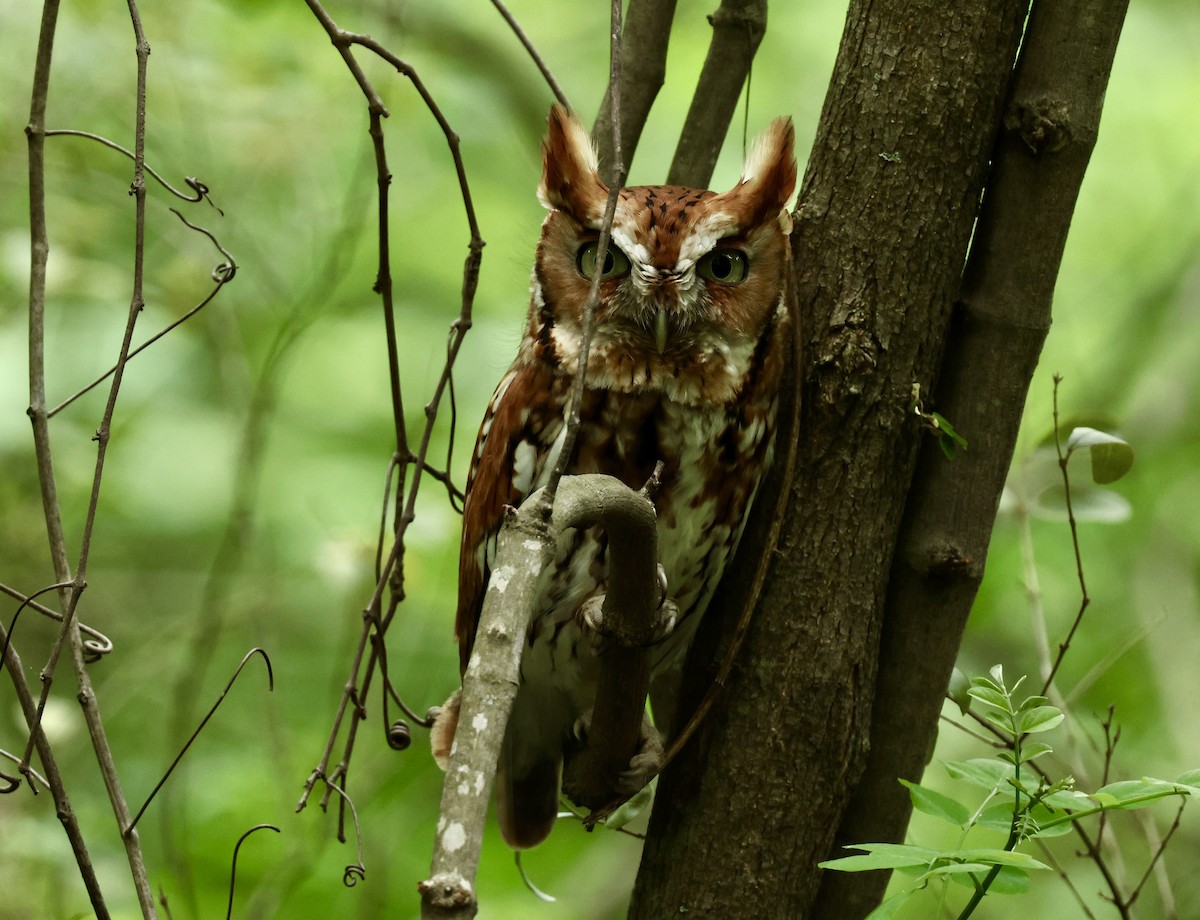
632,1,1033,916
814,3,1132,915
420,495,554,920
592,0,677,182
667,0,767,188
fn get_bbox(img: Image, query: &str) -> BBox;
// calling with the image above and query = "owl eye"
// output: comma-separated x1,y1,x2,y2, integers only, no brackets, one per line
697,248,749,285
576,242,631,280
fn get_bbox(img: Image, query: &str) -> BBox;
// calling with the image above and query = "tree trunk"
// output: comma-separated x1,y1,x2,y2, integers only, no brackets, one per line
631,0,1035,915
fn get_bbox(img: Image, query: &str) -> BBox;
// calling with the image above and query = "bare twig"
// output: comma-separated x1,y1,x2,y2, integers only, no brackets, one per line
0,748,49,792
489,0,570,108
1042,374,1092,694
46,129,222,210
0,582,111,676
1124,801,1185,915
1034,839,1099,920
128,649,274,833
1,607,106,914
225,824,280,920
546,0,627,500
298,0,484,834
47,208,236,418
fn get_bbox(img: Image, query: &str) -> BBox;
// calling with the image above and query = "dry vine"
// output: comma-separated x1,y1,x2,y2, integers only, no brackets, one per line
13,2,247,917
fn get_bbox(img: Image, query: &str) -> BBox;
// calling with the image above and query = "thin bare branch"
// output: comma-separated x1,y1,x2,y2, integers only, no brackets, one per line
1042,374,1092,694
225,824,280,920
298,0,485,831
1,608,107,915
1125,801,1185,914
489,0,570,108
547,0,627,500
128,648,274,833
47,208,236,418
46,129,222,210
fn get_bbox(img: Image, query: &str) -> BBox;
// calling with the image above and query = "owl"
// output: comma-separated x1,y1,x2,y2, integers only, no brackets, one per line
433,105,796,849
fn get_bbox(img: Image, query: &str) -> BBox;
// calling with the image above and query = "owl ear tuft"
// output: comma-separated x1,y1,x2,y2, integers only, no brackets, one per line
717,117,797,231
538,105,609,224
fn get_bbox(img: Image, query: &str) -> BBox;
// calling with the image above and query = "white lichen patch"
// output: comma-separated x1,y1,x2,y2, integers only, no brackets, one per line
471,712,488,732
489,565,515,594
442,822,467,853
475,772,486,794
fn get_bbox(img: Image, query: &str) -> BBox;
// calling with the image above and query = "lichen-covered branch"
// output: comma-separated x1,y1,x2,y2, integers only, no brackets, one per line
420,475,662,917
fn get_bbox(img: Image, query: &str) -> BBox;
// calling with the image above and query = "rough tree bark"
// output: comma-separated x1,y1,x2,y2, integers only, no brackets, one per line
628,0,1126,917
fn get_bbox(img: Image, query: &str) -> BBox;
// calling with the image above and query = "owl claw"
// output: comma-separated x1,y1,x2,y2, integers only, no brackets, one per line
619,719,664,795
580,585,678,654
567,710,663,797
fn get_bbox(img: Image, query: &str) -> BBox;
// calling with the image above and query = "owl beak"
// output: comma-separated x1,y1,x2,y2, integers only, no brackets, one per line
654,309,669,354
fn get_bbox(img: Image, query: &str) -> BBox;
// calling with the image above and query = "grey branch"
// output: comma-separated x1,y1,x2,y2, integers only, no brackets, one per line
420,474,663,918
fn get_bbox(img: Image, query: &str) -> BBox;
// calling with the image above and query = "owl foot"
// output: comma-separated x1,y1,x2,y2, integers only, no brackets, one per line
580,565,678,654
566,710,663,800
619,715,664,795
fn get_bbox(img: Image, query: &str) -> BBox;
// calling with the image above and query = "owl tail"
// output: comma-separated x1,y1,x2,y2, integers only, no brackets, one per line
496,739,562,849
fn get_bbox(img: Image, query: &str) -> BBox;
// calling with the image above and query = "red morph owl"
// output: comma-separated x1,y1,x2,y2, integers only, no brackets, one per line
433,106,796,849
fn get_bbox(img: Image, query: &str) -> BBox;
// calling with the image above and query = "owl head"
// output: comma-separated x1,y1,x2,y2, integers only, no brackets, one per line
527,105,796,405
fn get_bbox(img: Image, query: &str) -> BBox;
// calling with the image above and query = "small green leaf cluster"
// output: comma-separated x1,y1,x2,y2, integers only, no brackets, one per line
821,666,1196,920
909,383,969,460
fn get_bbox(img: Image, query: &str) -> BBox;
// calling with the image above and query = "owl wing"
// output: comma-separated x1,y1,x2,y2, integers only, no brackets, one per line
455,358,560,674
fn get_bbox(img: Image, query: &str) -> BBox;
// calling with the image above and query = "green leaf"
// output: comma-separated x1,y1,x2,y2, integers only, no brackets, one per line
948,865,1031,895
945,758,1013,790
1176,768,1200,787
901,779,970,828
949,667,972,715
932,412,968,459
977,802,1017,832
1032,484,1132,523
1017,741,1054,763
966,686,1010,712
1017,706,1065,734
1065,427,1134,484
951,848,1050,870
924,862,992,878
1091,779,1183,810
1042,787,1093,810
820,843,938,872
863,889,916,920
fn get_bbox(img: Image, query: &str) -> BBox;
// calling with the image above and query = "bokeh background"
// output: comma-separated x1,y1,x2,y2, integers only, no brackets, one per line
1,0,1197,917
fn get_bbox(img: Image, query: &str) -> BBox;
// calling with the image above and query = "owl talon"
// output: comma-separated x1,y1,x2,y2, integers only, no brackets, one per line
580,590,677,653
618,717,664,795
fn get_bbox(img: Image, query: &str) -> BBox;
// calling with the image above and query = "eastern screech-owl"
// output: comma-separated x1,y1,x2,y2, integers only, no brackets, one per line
434,106,796,849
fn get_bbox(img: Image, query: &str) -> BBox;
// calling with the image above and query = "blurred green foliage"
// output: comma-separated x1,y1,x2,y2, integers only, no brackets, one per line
1,0,1197,918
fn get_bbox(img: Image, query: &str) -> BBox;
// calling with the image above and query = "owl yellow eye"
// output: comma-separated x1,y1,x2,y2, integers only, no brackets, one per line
577,242,631,280
698,248,749,284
